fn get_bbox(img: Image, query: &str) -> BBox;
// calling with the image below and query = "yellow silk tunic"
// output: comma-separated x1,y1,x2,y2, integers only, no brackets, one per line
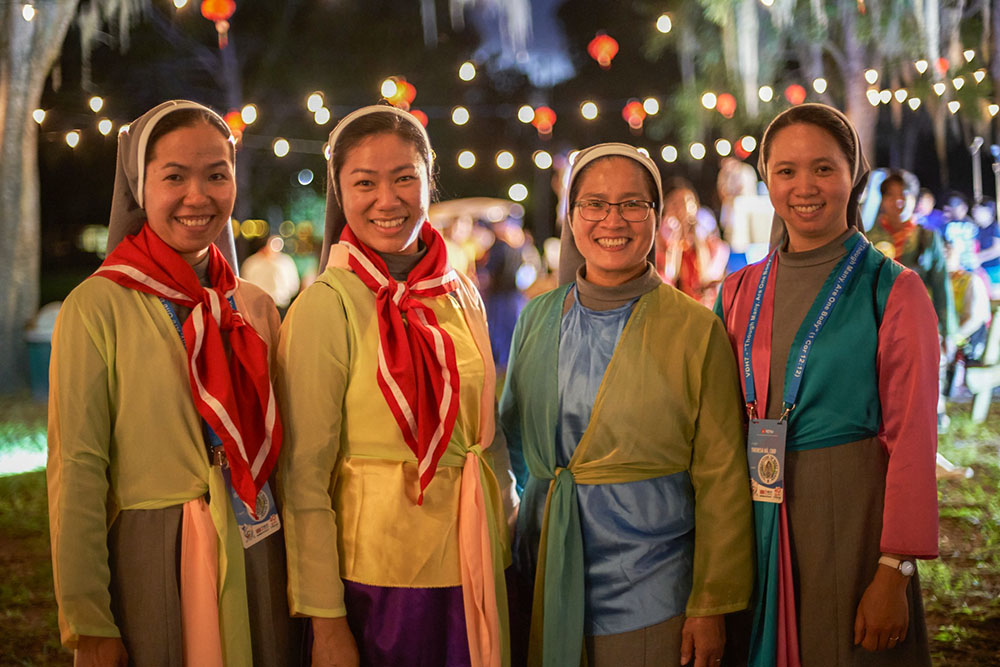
47,275,279,662
277,265,512,619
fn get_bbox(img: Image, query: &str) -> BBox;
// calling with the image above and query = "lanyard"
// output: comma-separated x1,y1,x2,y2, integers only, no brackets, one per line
159,296,237,450
742,235,868,420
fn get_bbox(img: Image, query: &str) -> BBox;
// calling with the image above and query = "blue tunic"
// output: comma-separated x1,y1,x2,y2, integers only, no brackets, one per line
556,288,694,636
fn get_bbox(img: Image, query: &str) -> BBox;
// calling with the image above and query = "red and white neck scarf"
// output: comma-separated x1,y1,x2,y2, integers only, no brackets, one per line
95,224,281,512
339,223,461,504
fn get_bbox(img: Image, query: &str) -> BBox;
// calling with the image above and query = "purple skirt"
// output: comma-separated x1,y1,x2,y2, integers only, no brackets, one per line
343,580,471,667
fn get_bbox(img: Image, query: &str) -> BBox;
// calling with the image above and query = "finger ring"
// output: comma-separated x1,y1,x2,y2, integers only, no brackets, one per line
890,636,899,641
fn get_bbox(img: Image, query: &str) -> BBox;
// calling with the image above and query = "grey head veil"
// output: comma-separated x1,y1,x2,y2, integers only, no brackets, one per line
319,104,433,273
107,99,239,272
757,102,871,250
558,142,663,284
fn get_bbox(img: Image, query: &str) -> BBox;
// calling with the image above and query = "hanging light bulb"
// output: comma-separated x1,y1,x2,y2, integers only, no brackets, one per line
459,61,476,81
933,82,946,96
864,69,879,84
306,92,324,112
98,118,113,135
689,142,706,160
32,109,45,124
65,131,80,148
580,101,598,120
812,78,828,94
451,106,470,126
643,97,660,115
908,98,921,111
241,104,258,124
517,105,534,123
701,92,717,110
273,138,290,157
660,145,678,163
715,139,732,156
656,14,672,33
948,100,961,114
457,150,476,169
758,85,774,102
22,3,35,21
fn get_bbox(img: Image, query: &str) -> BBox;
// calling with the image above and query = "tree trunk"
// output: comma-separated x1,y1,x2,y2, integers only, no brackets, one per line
0,1,78,392
839,1,877,162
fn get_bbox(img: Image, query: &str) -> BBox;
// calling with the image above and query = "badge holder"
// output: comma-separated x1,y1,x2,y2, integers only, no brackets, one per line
746,404,789,504
208,427,281,550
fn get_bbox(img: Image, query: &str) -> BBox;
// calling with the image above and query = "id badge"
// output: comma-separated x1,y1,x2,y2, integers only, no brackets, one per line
747,418,787,504
221,466,281,549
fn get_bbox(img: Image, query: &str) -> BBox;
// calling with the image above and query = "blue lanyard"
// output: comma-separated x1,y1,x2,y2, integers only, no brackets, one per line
159,296,237,449
742,235,868,420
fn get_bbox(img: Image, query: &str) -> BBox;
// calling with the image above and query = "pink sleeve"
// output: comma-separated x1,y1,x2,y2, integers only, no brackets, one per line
876,269,940,559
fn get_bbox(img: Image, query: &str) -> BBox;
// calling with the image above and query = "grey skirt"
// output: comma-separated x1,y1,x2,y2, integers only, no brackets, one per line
107,504,304,666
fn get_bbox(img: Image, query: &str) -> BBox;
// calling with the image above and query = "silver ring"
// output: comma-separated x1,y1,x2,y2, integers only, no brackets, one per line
890,636,900,641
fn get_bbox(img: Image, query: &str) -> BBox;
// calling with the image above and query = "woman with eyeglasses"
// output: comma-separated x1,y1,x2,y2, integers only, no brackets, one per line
499,143,753,667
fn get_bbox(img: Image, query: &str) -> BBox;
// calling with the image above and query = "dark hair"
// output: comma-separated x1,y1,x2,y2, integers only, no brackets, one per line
145,108,232,166
879,171,908,197
569,155,660,210
762,106,856,175
663,176,699,208
918,187,934,201
331,107,436,200
946,191,969,208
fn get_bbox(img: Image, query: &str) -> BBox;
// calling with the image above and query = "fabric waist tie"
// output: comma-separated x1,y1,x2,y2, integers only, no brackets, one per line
529,467,584,667
459,444,507,667
181,497,224,667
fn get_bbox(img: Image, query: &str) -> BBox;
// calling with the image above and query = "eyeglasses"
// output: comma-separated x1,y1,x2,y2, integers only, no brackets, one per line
573,199,655,222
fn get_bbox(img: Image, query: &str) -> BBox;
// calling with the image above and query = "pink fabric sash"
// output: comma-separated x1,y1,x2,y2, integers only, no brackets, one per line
181,498,223,667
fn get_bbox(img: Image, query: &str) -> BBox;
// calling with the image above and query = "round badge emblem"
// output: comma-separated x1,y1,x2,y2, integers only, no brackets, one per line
254,490,270,521
757,454,780,485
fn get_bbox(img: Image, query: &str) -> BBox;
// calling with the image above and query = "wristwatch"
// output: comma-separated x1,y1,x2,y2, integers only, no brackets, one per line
879,555,916,577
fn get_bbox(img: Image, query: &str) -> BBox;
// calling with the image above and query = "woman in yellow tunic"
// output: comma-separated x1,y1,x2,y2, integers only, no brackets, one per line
277,104,512,667
499,143,753,667
47,100,299,666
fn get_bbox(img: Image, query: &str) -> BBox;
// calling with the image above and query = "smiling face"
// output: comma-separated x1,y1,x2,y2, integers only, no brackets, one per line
765,122,854,252
143,122,235,265
338,132,428,255
570,156,656,286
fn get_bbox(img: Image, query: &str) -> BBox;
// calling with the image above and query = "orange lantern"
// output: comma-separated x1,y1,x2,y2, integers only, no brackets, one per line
409,109,428,127
784,84,807,105
223,110,245,139
716,93,737,118
936,57,950,74
621,100,646,130
531,106,557,136
734,142,751,159
387,78,418,110
588,32,619,70
201,0,236,48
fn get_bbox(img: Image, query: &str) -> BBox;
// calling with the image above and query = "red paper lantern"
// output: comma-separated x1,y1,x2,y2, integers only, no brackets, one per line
734,143,750,159
387,78,417,110
223,110,245,137
409,109,428,127
621,100,647,130
936,57,950,74
784,84,807,105
201,0,235,48
716,93,737,118
588,32,619,70
531,106,557,135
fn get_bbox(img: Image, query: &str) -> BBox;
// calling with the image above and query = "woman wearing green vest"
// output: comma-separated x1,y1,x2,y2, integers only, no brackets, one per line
499,143,753,667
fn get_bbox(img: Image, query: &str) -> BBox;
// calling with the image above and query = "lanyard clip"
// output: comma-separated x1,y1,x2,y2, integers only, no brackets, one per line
746,402,758,421
778,404,795,423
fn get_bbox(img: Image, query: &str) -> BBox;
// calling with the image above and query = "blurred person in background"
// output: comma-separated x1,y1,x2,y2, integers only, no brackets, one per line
241,235,301,314
914,189,946,235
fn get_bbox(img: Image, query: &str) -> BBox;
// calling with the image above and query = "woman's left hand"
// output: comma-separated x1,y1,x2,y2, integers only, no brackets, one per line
680,614,724,666
853,565,910,651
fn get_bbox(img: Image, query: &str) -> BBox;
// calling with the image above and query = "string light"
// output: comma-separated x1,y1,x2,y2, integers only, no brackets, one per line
660,145,678,163
740,136,757,152
864,69,879,84
496,151,515,170
964,49,975,62
173,0,188,8
533,150,553,169
306,92,324,112
894,89,908,103
812,78,827,94
241,104,258,124
758,85,774,102
457,150,476,169
98,119,113,135
32,109,45,124
879,89,892,104
974,70,987,84
948,101,961,114
451,106,470,125
313,108,331,125
65,131,80,148
914,60,929,74
715,139,732,156
22,3,35,21
953,77,965,90
989,104,999,118
380,78,398,98
908,98,921,111
458,62,476,81
637,147,650,158
517,105,534,123
297,169,314,186
933,82,946,96
866,89,880,106
760,0,774,6
701,92,717,110
508,183,528,202
656,14,672,33
643,97,660,115
689,142,706,160
580,101,598,120
272,138,290,157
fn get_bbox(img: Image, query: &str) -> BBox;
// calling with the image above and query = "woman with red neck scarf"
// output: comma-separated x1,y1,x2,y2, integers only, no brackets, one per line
47,101,300,666
277,104,514,667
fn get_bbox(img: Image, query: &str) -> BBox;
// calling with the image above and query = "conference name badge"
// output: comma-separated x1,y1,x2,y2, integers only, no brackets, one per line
222,466,282,549
747,418,787,504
